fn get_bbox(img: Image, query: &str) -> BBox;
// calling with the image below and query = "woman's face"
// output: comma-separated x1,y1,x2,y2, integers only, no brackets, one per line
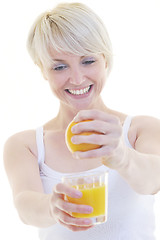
44,50,107,110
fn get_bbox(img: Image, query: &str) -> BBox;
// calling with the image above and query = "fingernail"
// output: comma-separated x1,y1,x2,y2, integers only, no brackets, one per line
73,116,79,122
86,206,93,213
71,136,76,144
71,126,76,133
75,191,82,198
73,152,80,159
84,219,92,225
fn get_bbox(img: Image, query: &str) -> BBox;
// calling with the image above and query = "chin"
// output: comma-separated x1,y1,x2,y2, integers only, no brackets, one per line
69,99,98,111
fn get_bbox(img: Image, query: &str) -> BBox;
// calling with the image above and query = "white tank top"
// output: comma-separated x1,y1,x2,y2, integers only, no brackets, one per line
36,116,155,240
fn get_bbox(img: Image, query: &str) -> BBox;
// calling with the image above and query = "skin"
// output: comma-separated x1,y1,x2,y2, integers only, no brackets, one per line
3,51,160,232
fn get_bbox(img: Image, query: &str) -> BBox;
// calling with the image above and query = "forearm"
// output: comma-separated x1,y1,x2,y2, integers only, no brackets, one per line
118,148,160,195
14,190,56,228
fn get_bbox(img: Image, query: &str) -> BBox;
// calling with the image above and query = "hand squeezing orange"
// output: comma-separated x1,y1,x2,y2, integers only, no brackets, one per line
65,120,101,153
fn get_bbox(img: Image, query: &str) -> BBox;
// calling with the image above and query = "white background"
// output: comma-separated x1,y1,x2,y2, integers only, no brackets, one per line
1,0,160,239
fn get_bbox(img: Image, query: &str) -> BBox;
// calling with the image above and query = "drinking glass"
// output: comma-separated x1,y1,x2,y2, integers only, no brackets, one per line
62,170,108,225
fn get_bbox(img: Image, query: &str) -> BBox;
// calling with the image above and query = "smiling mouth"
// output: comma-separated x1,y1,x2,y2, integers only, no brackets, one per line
65,85,93,96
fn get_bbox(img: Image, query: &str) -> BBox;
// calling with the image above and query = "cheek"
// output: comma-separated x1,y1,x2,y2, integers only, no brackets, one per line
93,67,107,92
48,75,66,90
47,78,63,100
93,67,106,84
48,81,64,100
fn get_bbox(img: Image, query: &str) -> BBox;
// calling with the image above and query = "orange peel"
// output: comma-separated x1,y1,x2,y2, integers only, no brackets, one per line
65,120,101,153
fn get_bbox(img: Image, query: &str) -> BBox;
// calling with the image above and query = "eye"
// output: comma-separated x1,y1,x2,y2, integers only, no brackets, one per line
53,64,67,71
82,58,96,65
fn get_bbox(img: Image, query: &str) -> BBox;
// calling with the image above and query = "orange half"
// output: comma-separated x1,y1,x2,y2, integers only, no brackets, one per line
65,120,101,153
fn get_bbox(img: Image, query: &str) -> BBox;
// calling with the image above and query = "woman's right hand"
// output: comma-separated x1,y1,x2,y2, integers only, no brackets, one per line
49,183,93,231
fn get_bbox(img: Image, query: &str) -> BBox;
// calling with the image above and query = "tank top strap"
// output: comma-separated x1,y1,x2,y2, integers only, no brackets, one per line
36,126,45,165
123,116,133,149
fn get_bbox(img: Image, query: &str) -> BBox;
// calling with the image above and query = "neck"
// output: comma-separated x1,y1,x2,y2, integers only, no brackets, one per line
56,96,109,129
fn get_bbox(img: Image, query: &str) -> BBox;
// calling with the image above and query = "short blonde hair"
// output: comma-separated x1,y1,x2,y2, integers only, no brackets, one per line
27,2,113,73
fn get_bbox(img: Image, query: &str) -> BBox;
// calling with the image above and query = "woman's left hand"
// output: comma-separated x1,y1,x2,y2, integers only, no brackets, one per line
71,109,129,170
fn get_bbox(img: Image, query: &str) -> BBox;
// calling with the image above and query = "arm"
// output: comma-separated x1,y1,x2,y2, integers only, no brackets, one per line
118,116,160,194
118,147,160,194
3,131,55,227
72,110,160,195
3,131,93,230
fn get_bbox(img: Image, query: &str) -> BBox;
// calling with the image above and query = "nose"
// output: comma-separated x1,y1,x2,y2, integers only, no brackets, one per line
69,67,85,85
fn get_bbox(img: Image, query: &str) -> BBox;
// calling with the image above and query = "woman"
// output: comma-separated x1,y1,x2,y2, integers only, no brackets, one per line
3,2,160,240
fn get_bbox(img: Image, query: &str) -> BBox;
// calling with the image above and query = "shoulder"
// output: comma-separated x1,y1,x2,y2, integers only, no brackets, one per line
3,129,38,164
132,115,160,134
3,129,45,195
4,129,36,148
131,115,160,154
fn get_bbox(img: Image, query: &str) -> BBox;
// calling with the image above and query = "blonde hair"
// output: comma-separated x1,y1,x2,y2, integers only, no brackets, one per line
27,2,113,73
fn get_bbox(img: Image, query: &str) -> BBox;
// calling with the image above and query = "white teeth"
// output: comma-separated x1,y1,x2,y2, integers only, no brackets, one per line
68,86,91,95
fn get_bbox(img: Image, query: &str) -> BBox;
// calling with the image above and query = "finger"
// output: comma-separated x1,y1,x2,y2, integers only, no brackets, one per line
71,120,115,134
55,207,93,227
73,145,114,159
55,183,82,198
58,219,93,232
71,133,119,146
74,109,120,124
60,213,93,226
55,198,93,215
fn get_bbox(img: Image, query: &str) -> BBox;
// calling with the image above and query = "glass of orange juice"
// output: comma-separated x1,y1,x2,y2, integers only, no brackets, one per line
62,171,108,225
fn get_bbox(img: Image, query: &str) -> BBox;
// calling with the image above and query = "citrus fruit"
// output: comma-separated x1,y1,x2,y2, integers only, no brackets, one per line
65,120,101,153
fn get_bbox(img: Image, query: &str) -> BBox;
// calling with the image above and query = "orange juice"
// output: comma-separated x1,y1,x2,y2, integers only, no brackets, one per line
67,184,107,218
62,170,108,224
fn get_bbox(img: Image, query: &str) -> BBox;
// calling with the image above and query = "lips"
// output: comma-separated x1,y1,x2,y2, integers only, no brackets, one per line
65,85,92,96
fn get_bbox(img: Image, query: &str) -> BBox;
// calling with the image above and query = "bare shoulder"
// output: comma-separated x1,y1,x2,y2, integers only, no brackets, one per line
3,129,38,172
131,115,160,154
4,129,37,157
132,115,160,133
3,129,44,195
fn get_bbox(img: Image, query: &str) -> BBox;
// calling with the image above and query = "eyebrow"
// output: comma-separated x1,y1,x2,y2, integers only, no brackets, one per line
52,55,94,63
52,59,66,62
